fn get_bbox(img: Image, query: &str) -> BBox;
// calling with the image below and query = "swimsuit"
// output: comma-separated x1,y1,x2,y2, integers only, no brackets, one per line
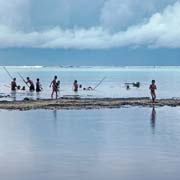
28,80,35,91
74,83,78,92
36,82,41,92
11,81,17,91
150,84,156,94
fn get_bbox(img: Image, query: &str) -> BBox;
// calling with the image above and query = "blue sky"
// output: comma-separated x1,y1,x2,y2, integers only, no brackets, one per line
0,0,180,65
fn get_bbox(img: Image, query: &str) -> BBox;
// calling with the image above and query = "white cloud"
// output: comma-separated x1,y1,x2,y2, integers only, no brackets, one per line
29,0,105,28
100,0,177,31
0,0,30,29
0,0,180,49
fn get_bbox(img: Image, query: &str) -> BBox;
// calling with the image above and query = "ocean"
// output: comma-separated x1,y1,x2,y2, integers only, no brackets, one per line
0,107,180,180
0,66,180,179
1,66,180,100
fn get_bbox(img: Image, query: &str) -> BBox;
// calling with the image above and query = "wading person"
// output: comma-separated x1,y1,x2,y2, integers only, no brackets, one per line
50,76,58,98
149,80,157,103
73,80,78,92
36,78,42,93
21,86,26,91
17,85,21,90
26,77,35,91
11,78,17,91
56,80,60,92
83,86,93,91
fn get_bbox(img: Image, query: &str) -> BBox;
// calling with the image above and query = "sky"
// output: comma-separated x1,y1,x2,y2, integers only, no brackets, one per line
0,0,180,66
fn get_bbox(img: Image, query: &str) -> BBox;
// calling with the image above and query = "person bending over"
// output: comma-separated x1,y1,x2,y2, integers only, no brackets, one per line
26,77,35,91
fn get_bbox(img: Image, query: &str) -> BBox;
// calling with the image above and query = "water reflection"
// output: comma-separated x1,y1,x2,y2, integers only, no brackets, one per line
150,106,156,133
28,91,34,96
53,110,57,121
53,110,58,133
36,92,41,100
0,107,180,180
11,91,16,101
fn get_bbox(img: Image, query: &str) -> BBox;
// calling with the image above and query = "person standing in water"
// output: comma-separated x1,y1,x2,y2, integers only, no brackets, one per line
26,77,35,91
36,78,42,93
50,76,58,98
73,80,78,92
11,78,17,91
56,80,60,92
21,86,26,91
149,80,157,103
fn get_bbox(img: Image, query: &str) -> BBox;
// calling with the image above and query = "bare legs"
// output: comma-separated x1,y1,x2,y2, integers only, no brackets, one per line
51,90,58,99
151,92,156,103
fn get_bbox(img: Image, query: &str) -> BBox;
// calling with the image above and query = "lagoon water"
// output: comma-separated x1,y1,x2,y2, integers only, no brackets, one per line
0,107,180,180
1,66,180,100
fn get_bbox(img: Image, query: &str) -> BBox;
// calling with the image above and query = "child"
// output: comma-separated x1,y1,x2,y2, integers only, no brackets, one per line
17,85,21,90
21,86,26,91
149,80,157,103
56,80,60,92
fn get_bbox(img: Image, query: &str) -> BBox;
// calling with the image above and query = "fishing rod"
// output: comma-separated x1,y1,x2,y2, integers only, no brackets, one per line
17,72,30,88
3,67,13,80
93,77,106,90
4,84,10,88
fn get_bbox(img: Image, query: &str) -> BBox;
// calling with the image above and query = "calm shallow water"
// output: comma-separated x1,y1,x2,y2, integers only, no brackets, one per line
0,107,180,180
1,66,180,100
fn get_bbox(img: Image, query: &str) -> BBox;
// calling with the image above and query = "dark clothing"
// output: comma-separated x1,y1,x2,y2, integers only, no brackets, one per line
27,79,35,91
74,83,78,92
36,82,41,92
11,81,17,91
30,84,35,91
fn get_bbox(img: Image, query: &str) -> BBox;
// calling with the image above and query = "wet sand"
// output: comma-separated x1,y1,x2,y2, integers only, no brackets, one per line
1,97,180,110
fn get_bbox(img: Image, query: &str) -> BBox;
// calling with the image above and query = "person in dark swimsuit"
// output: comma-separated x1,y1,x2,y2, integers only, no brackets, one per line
50,76,58,98
26,77,35,91
36,78,42,92
11,78,17,91
149,80,157,103
73,80,78,92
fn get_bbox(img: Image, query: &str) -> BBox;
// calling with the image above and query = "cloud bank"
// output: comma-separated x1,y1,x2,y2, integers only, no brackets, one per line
100,0,177,31
0,0,180,49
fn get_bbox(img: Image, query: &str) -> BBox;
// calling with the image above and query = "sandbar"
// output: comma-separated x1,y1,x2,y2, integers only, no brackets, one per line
0,97,180,110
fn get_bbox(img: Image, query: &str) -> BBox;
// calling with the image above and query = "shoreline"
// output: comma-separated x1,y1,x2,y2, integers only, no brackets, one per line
0,97,180,110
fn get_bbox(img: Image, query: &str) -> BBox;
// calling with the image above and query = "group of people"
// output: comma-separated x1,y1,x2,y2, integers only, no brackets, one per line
10,76,79,99
10,75,157,102
11,77,42,92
